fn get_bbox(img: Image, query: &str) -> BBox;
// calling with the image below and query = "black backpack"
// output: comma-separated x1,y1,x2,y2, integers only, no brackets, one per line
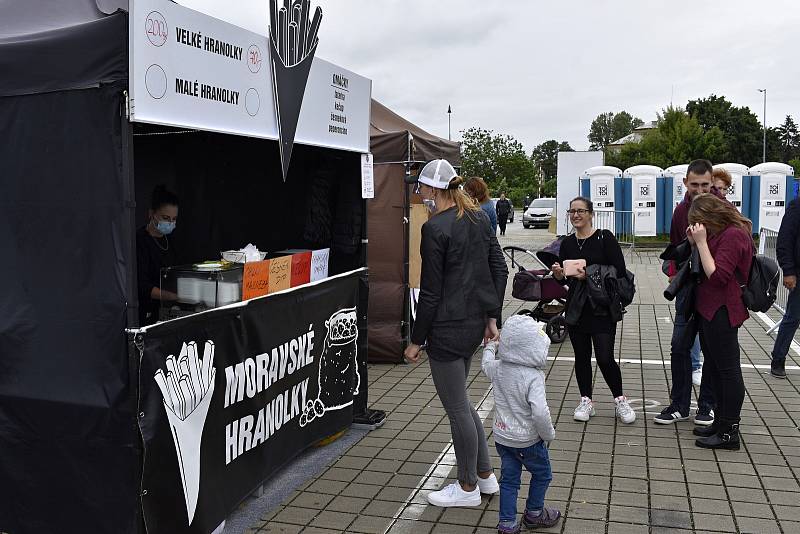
739,254,780,313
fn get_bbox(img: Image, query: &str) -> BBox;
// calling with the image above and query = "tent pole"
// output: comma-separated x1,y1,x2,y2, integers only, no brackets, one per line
402,133,413,352
121,90,139,328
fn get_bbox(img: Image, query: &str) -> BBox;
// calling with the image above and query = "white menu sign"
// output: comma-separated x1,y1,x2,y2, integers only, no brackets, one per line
310,248,330,282
129,0,370,153
361,153,374,199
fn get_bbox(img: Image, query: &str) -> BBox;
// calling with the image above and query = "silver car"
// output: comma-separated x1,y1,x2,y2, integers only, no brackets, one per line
523,197,556,229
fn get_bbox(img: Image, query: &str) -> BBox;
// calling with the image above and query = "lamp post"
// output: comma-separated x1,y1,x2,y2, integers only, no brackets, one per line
447,105,452,141
758,89,767,162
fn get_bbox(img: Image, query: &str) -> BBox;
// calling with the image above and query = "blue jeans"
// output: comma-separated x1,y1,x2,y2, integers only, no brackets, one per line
772,287,800,362
690,335,702,371
496,442,552,523
670,287,714,414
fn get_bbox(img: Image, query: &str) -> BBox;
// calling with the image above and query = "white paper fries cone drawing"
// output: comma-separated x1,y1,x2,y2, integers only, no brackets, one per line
153,341,216,524
299,308,359,427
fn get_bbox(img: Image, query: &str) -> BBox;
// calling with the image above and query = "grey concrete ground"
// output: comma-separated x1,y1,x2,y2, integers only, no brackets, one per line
246,218,800,534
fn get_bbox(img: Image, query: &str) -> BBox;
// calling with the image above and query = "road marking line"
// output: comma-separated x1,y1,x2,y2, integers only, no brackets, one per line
545,356,800,371
383,389,495,533
755,312,800,358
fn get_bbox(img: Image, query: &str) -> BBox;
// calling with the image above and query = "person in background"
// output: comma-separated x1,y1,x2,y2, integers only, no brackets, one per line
464,176,498,235
404,160,508,508
713,167,733,197
655,159,716,427
496,193,512,236
770,195,800,378
551,197,636,425
687,193,753,450
482,315,562,533
137,185,180,326
523,194,532,212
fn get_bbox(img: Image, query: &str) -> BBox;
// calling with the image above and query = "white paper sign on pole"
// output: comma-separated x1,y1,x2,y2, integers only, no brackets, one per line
129,0,370,153
310,248,330,282
361,153,374,199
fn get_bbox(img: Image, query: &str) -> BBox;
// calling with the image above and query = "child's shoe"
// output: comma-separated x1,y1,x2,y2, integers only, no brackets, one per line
522,506,561,529
497,520,521,534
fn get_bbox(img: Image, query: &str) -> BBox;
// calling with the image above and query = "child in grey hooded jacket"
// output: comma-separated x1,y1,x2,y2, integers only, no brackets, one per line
482,315,561,533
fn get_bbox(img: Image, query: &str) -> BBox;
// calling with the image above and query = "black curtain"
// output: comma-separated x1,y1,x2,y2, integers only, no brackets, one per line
132,128,364,274
0,83,139,534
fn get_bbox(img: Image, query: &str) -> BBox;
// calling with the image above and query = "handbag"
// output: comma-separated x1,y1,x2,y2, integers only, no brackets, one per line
512,270,543,301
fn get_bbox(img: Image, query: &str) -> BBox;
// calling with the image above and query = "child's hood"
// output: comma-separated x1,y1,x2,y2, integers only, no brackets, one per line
497,315,550,369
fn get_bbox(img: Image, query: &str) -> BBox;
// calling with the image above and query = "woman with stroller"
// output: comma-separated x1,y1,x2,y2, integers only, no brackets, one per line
404,160,509,507
687,193,753,450
551,197,636,424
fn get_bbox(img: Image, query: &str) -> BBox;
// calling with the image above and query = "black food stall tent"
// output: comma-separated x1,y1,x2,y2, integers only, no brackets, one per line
0,3,375,533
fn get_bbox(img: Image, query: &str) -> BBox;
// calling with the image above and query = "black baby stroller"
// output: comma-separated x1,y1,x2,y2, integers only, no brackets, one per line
502,239,569,343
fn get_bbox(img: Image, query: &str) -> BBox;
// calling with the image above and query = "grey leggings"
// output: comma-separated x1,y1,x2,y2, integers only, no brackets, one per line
429,356,492,486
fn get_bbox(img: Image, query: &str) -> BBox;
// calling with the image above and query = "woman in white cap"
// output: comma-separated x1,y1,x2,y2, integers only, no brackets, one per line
404,159,509,507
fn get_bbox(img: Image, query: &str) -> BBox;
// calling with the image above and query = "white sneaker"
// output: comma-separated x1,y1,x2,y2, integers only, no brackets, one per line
573,397,595,422
692,368,702,386
615,396,636,424
427,482,482,507
477,473,499,494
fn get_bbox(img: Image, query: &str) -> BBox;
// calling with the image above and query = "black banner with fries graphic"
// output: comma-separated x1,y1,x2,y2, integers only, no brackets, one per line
137,272,361,534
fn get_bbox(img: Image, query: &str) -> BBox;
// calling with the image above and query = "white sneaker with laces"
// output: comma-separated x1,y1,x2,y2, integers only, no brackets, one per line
573,397,595,422
692,368,702,386
615,396,636,424
477,473,499,494
427,482,482,507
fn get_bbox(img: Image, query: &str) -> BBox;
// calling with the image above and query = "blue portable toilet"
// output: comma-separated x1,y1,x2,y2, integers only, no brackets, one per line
713,163,749,214
747,162,795,233
624,165,663,237
580,166,623,234
663,164,689,235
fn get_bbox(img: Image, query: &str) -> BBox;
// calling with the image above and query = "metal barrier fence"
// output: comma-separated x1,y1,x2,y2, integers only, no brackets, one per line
564,210,636,252
759,227,787,333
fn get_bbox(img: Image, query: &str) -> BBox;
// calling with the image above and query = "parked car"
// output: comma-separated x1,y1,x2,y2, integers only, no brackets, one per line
490,198,514,223
522,197,556,229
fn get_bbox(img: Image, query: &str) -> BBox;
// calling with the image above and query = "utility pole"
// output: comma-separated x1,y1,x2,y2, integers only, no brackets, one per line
758,89,767,162
447,105,452,141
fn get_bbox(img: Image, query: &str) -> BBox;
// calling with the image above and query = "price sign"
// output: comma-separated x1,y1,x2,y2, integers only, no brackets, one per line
291,252,312,287
242,260,270,300
268,255,292,293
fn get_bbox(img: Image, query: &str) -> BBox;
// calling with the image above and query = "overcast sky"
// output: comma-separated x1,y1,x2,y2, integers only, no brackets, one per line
179,0,799,153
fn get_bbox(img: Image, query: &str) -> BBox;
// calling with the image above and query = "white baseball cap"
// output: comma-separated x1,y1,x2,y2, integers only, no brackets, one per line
417,159,458,190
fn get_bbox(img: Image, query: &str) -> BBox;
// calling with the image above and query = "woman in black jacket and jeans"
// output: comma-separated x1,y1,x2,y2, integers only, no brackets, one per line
404,160,509,508
552,197,636,425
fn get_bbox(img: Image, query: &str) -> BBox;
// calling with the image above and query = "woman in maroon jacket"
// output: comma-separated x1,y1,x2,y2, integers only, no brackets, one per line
686,194,753,450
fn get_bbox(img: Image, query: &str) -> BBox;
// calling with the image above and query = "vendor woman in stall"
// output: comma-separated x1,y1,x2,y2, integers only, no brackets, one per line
137,185,180,325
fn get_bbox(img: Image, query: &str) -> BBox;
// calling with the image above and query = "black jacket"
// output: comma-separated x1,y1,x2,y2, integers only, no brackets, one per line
777,198,800,277
495,198,512,217
565,264,634,325
411,207,508,345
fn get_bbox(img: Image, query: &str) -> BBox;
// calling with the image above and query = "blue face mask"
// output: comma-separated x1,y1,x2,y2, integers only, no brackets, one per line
155,220,176,235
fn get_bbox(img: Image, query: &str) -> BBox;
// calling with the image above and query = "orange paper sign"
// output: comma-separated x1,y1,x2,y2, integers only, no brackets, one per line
242,260,270,300
291,252,312,287
268,255,292,293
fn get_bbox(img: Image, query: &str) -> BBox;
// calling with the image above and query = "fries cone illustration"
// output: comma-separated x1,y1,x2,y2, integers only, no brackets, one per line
299,308,359,427
153,341,216,524
269,0,322,181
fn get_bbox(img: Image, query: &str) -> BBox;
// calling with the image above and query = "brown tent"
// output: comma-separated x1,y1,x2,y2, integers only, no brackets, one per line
367,99,461,363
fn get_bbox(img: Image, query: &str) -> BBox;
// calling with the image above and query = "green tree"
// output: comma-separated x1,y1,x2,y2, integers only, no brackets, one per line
776,115,800,162
460,127,536,197
789,158,800,177
686,95,763,165
588,111,644,150
607,107,726,169
531,140,573,182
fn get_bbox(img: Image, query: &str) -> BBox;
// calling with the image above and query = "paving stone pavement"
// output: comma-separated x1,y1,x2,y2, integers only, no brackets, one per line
249,226,800,534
